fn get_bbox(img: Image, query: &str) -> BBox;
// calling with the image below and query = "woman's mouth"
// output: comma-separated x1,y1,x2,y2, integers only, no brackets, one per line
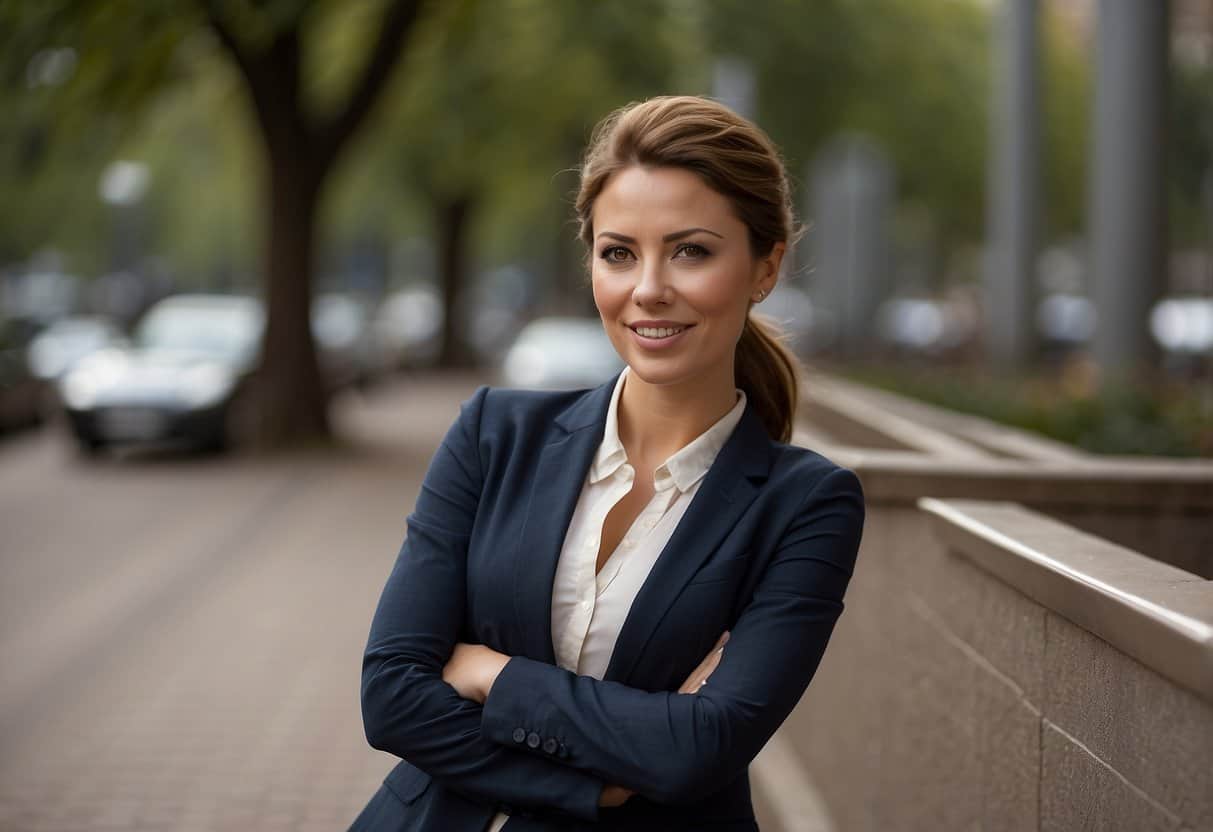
626,323,694,350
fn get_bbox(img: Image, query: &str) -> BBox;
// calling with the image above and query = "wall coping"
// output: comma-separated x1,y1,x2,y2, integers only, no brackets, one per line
919,497,1213,705
806,374,1093,462
822,449,1213,507
800,377,993,460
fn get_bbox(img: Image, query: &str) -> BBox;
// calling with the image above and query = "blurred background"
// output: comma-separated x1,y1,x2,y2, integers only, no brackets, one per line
0,1,1210,830
0,0,1209,456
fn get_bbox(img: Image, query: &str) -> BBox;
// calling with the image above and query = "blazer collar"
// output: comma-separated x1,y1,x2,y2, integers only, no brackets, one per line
553,368,770,479
511,369,775,679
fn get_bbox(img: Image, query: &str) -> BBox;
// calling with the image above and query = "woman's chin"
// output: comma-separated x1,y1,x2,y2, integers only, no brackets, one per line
622,359,700,388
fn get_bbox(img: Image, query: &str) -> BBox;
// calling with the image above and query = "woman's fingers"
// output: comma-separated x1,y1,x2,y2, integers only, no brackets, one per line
677,630,730,694
599,784,634,807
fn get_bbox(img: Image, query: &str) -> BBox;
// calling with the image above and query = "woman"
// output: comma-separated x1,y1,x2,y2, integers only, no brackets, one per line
351,95,865,831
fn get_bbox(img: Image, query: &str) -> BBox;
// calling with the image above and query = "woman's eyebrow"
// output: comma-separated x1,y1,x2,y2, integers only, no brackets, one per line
596,227,724,243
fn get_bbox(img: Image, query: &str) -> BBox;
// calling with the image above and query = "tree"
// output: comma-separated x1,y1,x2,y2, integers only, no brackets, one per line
348,0,697,366
199,0,423,445
1,0,427,447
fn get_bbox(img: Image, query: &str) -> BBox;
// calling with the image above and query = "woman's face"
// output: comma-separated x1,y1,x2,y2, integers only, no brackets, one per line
590,164,783,391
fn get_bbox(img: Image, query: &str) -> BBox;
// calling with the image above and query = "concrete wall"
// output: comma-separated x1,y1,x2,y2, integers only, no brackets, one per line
778,499,1212,832
750,376,1213,831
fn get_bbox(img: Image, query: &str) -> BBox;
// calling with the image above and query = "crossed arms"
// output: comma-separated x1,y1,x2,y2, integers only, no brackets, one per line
360,385,865,820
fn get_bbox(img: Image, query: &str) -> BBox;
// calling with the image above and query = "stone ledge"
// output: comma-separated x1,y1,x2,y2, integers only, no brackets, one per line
919,497,1213,706
800,376,994,460
807,374,1093,463
831,451,1213,508
751,731,836,832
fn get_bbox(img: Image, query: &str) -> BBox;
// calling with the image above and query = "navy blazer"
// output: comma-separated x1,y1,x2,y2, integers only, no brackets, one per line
352,371,865,831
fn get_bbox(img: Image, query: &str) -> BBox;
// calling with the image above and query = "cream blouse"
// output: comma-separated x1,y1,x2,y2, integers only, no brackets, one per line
488,366,746,830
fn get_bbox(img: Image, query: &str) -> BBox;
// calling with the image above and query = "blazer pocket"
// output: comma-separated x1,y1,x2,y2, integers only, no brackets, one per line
384,760,433,806
688,552,750,585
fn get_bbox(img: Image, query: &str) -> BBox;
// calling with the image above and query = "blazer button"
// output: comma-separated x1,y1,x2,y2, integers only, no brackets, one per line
542,737,558,754
557,742,569,758
526,731,541,749
512,728,527,743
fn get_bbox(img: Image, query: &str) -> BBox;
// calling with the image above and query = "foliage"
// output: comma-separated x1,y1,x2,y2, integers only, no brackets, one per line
0,0,193,271
1169,58,1213,246
326,0,704,276
2,0,1201,314
1039,5,1091,240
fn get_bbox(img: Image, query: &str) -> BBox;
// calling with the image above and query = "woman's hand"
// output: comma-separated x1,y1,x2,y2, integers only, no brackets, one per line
447,644,636,808
678,630,729,694
442,642,511,704
597,633,728,808
603,630,727,805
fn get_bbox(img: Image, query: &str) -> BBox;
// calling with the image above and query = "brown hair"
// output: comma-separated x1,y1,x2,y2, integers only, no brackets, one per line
575,95,803,443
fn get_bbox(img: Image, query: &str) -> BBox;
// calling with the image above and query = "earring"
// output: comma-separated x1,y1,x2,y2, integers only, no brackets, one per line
754,289,767,302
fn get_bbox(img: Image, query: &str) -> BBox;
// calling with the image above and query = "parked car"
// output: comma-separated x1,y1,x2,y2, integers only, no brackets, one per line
313,292,390,390
370,286,443,369
27,315,127,382
500,317,623,390
59,295,262,453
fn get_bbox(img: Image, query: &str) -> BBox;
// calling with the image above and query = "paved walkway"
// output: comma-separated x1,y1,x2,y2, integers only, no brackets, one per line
0,371,487,831
0,369,800,831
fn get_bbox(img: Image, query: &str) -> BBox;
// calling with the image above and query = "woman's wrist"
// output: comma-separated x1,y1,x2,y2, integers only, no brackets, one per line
477,651,512,703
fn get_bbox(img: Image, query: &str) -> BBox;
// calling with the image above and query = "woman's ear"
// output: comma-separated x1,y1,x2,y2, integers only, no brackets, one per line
755,241,786,294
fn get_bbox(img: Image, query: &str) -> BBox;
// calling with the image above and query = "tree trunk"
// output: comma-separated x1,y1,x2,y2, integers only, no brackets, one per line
252,149,330,447
201,1,421,450
436,192,475,368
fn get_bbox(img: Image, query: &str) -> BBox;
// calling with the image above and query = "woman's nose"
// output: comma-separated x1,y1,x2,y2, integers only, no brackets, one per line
632,261,672,306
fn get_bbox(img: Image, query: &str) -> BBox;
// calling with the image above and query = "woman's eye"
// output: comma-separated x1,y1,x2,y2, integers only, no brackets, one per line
674,243,709,259
600,246,632,263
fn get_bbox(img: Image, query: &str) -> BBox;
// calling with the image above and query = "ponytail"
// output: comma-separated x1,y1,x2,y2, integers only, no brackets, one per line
735,312,800,443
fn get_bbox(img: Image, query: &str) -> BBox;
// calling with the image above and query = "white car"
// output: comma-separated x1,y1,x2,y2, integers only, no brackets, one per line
500,317,624,390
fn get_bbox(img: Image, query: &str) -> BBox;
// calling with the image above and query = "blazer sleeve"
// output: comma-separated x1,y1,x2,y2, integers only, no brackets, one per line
479,464,865,805
360,385,604,822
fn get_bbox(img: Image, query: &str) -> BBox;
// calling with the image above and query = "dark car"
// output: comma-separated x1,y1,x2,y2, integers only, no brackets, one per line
59,294,262,453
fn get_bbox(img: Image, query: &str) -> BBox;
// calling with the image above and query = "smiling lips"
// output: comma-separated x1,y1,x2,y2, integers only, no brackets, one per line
625,321,694,348
627,320,693,339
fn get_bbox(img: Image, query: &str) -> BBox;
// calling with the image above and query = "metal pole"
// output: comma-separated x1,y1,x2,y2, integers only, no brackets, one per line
1088,0,1169,376
983,0,1040,368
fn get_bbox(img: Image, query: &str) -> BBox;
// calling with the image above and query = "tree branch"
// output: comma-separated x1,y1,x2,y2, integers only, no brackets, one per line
315,0,422,168
199,1,258,90
200,0,307,157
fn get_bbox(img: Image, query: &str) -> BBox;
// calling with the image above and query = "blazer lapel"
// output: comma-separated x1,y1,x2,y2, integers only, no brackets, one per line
603,402,774,685
511,372,620,665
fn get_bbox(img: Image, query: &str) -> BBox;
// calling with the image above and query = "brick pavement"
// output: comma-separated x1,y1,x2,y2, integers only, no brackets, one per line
0,372,487,832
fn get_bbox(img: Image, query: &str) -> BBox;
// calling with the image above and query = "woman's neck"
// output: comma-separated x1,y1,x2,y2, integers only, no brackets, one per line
616,365,739,464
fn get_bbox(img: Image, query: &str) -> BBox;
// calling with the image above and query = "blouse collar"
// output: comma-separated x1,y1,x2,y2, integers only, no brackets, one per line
589,365,747,493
